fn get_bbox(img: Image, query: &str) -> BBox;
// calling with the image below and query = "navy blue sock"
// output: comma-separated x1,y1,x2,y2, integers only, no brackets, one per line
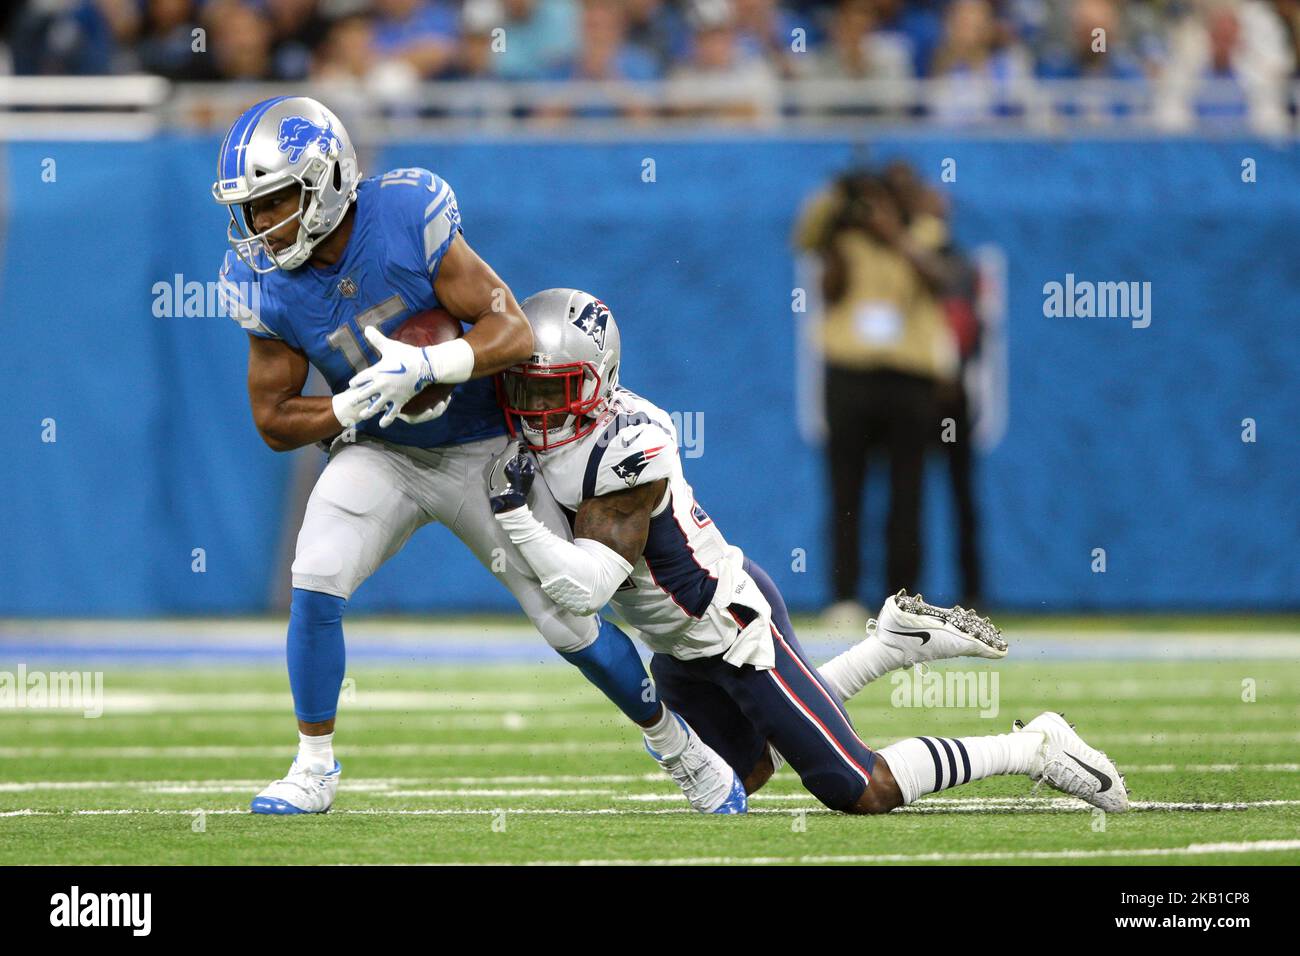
559,618,659,724
287,588,347,724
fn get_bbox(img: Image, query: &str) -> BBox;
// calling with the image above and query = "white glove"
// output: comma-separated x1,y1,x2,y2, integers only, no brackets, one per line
331,384,378,429
347,326,475,429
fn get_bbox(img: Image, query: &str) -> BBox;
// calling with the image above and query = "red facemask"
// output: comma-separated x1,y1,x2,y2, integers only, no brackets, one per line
497,361,607,450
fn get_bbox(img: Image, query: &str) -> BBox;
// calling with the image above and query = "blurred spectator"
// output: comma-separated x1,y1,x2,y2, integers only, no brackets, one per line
665,0,780,121
1036,0,1147,121
872,0,947,78
135,0,212,80
732,0,802,77
490,0,579,80
551,0,660,81
372,0,458,78
207,0,275,80
313,13,377,82
12,0,137,74
537,0,660,121
1274,0,1300,76
456,0,503,78
794,166,957,624
7,0,1298,134
928,0,1033,123
1156,0,1294,134
1037,0,1144,79
624,0,690,72
266,0,330,81
796,0,913,83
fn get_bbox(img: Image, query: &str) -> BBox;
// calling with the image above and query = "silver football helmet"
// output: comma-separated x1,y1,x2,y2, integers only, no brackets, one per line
211,95,360,273
499,289,622,450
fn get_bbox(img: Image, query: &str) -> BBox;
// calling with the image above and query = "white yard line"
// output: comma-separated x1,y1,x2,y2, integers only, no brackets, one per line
522,839,1300,866
0,742,631,758
0,691,596,714
3,799,1298,817
2,763,1298,792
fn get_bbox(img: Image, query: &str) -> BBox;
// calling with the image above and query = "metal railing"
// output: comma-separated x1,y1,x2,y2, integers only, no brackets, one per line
0,74,1295,138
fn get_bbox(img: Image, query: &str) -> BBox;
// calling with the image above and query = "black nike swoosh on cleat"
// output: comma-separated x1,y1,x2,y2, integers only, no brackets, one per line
1066,753,1112,793
884,628,931,645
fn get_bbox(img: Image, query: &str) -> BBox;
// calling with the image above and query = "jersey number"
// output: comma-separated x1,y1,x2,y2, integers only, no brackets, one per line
327,295,406,372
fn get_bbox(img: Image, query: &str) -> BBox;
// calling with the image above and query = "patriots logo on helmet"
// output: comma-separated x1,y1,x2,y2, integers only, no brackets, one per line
571,301,610,351
276,116,342,164
611,445,665,486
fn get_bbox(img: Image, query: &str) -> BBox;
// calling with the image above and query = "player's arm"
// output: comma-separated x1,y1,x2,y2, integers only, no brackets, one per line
487,444,665,616
347,234,531,427
247,335,371,452
571,482,663,567
431,232,533,376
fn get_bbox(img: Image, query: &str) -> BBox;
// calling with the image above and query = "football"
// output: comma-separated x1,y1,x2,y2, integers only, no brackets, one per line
390,307,462,416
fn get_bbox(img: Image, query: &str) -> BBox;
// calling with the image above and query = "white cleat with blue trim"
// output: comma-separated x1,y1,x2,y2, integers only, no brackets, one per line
250,759,340,815
645,714,748,815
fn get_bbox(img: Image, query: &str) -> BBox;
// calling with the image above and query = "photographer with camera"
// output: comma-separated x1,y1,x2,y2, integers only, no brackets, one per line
795,165,958,628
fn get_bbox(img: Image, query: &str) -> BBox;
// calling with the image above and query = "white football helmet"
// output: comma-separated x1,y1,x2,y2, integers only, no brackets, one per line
211,95,360,273
499,289,622,450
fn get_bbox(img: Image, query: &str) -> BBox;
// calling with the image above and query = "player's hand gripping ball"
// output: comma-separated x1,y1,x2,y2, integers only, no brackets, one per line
487,441,536,514
387,308,462,418
344,309,462,428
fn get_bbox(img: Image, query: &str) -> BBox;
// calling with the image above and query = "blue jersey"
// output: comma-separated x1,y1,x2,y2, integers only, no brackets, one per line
218,167,505,449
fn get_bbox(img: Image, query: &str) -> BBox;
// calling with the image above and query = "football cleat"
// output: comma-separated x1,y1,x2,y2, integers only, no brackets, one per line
1016,711,1129,813
250,759,340,815
874,590,1009,666
645,714,748,815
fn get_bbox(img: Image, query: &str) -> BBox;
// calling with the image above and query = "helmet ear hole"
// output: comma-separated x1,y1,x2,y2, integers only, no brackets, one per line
332,161,342,191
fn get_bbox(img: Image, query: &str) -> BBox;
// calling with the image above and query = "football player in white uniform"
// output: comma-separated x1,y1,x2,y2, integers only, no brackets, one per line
485,289,1130,814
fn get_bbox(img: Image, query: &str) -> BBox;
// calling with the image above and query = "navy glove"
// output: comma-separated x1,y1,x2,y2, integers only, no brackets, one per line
487,442,536,514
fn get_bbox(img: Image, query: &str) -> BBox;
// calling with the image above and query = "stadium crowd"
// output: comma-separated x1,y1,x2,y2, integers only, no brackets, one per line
7,0,1300,127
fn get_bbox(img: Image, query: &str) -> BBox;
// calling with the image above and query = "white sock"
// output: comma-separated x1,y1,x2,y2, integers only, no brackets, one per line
877,731,1045,804
642,707,689,759
819,637,907,701
297,731,335,773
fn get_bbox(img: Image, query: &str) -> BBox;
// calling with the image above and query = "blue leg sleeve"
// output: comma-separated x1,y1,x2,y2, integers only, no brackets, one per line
287,587,347,724
559,618,660,724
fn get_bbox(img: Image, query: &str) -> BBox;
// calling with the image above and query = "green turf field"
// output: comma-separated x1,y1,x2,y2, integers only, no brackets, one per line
1,627,1298,865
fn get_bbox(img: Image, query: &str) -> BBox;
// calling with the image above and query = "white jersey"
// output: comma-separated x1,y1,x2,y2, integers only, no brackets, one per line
537,388,775,665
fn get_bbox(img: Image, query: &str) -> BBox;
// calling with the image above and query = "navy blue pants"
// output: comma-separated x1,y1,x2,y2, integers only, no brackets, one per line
650,560,878,812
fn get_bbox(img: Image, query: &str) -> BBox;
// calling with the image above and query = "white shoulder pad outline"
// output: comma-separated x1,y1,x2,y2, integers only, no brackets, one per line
218,251,280,340
420,172,462,277
590,419,677,499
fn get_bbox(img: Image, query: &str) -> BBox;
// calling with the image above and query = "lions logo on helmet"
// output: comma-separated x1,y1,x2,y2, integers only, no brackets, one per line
571,301,610,351
276,117,343,164
211,96,361,274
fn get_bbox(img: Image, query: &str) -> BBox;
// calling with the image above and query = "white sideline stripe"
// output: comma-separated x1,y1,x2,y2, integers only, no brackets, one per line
3,763,1299,792
0,691,590,715
531,840,1300,866
6,734,1296,760
623,796,1300,811
3,799,1298,818
0,742,630,759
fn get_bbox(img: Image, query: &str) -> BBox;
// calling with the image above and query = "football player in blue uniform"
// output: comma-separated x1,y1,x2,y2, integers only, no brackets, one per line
212,96,745,815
